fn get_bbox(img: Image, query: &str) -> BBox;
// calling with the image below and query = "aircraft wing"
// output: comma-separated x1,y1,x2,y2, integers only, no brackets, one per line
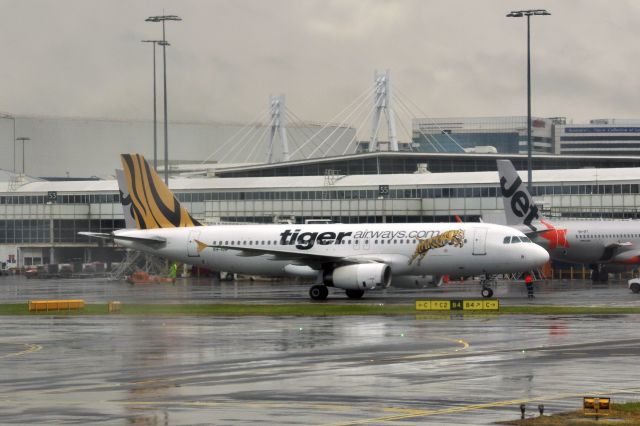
196,240,383,264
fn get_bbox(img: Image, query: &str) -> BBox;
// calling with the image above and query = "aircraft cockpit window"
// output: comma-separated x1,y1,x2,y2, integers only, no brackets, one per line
503,236,511,244
510,236,521,243
521,236,532,243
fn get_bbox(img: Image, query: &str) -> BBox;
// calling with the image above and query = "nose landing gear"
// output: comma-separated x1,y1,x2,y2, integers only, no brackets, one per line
480,274,496,298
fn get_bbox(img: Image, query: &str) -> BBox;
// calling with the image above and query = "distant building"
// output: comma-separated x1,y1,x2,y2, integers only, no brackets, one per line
412,116,556,154
555,118,640,156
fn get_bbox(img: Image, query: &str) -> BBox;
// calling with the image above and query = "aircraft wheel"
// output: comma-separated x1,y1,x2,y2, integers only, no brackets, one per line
345,289,365,299
591,269,600,282
481,287,493,298
631,283,640,294
309,285,328,301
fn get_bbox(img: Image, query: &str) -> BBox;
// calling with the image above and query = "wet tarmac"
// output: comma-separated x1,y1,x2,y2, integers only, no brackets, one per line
0,276,639,425
0,274,639,306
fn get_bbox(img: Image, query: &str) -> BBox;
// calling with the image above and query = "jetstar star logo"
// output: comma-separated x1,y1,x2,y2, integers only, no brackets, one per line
539,219,569,250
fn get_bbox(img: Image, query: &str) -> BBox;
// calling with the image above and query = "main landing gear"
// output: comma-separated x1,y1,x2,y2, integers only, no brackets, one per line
480,274,496,298
309,285,329,301
308,285,366,300
590,264,609,283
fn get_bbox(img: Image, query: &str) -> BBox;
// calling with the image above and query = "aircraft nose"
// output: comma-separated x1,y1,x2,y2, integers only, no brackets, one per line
530,244,550,266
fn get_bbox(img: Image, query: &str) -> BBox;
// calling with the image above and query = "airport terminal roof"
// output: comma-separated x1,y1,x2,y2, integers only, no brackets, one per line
3,167,640,194
213,151,640,177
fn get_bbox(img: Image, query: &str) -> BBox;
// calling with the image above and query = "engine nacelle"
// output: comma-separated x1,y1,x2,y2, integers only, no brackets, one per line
324,264,391,290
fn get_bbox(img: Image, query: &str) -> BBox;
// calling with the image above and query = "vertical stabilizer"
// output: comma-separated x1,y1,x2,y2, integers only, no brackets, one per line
116,169,136,229
120,153,201,229
497,159,547,232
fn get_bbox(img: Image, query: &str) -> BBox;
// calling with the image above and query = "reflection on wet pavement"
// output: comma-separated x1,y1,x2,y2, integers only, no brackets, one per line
1,311,640,424
1,275,639,424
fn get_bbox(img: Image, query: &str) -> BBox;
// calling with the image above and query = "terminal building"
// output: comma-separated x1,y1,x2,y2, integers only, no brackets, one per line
3,152,640,269
554,118,640,156
5,111,640,270
412,116,640,157
412,116,558,154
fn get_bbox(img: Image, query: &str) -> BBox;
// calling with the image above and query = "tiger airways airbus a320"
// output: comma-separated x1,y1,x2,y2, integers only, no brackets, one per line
81,154,549,300
498,159,640,282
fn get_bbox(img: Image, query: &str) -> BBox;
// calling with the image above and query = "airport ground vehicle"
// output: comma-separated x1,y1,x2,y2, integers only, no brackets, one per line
629,278,640,293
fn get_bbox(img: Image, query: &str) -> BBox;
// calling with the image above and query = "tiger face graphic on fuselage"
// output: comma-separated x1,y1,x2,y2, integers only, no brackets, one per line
408,229,465,266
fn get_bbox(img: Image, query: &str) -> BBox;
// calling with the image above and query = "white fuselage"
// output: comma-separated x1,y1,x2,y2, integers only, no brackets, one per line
114,222,549,279
533,220,640,265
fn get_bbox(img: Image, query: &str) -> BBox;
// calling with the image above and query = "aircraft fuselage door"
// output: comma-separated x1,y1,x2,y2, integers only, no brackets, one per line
472,227,487,255
187,230,201,257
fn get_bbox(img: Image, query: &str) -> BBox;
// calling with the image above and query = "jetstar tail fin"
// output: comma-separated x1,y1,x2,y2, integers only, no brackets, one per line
497,159,549,233
119,154,201,229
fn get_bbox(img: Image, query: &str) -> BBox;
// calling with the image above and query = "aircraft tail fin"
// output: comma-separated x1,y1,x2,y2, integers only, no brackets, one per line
497,159,548,233
119,153,201,229
115,169,137,229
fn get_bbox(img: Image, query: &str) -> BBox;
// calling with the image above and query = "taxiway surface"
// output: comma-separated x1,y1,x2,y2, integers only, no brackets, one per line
0,275,638,306
0,276,639,424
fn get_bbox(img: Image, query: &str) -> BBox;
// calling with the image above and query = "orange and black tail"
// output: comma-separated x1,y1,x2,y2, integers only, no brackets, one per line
119,153,201,229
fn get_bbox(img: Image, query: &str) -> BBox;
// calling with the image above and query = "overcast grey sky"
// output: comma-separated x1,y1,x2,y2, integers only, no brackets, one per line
1,0,639,127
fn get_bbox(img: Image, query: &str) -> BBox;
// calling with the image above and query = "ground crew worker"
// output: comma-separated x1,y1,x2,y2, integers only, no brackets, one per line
169,262,178,284
524,273,534,299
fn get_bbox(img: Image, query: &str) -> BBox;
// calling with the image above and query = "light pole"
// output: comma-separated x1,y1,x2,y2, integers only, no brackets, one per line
141,39,169,172
0,114,16,173
145,14,181,185
16,136,30,174
507,9,550,193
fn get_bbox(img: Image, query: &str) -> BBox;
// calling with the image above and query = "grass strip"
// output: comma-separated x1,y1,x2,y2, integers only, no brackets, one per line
2,303,640,316
500,402,640,425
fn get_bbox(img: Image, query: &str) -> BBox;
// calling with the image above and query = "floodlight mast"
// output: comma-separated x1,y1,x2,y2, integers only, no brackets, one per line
145,15,181,184
506,8,551,193
141,40,168,172
16,136,30,174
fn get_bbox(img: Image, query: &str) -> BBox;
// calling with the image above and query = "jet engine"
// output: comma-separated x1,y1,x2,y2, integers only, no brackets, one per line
324,264,391,290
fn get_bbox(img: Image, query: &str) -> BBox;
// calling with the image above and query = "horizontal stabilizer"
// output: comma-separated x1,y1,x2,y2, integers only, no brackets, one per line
78,232,112,240
113,234,166,248
81,231,166,247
